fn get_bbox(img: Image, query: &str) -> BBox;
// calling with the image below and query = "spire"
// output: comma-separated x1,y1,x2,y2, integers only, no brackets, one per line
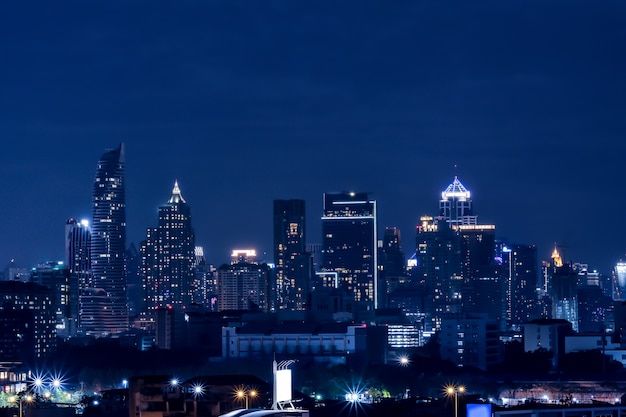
168,180,186,204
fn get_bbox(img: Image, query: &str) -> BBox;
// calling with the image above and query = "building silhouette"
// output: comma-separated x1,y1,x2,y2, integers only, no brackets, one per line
378,227,406,308
273,199,310,311
321,192,378,312
142,181,196,311
86,143,128,335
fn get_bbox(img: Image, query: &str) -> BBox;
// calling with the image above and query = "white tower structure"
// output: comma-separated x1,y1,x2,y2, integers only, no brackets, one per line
440,176,477,226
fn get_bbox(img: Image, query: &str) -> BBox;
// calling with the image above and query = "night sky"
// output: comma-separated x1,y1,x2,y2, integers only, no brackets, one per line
1,1,625,274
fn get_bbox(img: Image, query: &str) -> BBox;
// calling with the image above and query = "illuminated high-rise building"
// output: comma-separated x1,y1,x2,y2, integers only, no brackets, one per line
613,261,626,301
217,250,270,311
29,261,74,340
415,215,462,333
273,199,310,311
548,247,578,332
65,217,91,336
86,143,128,335
457,224,499,325
0,281,56,363
440,176,477,226
142,181,195,310
500,243,539,329
321,192,378,312
417,177,501,333
191,246,217,309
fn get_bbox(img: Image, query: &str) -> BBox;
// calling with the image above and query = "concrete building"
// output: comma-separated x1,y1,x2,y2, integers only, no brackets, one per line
222,322,387,366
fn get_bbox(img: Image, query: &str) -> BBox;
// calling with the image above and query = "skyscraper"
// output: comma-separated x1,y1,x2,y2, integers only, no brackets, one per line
613,261,626,301
321,192,378,311
415,215,462,333
500,243,539,329
218,250,270,311
273,199,309,311
87,143,128,335
142,181,195,310
65,217,90,337
378,227,406,302
548,248,579,332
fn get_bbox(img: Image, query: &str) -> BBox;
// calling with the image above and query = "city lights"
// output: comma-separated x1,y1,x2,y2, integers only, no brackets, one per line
445,384,466,417
235,387,257,409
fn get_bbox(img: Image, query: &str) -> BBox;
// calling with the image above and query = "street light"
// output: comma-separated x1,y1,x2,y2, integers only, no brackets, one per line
9,393,34,417
236,388,257,409
445,385,465,417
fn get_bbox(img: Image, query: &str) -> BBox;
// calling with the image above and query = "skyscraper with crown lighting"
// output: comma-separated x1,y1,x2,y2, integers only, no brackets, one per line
142,181,195,310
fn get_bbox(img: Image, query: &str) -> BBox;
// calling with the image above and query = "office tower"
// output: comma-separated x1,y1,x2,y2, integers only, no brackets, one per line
142,181,195,310
613,262,626,301
440,176,477,226
191,246,217,309
273,199,310,311
548,248,579,332
87,143,128,335
0,281,56,363
456,223,499,327
500,244,539,329
29,261,74,339
321,192,378,312
65,218,91,336
415,215,462,334
218,250,270,311
577,285,612,334
378,227,407,305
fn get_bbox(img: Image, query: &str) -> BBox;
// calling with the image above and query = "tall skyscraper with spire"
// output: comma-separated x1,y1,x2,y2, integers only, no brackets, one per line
321,192,378,312
273,199,310,311
142,181,195,310
85,143,128,335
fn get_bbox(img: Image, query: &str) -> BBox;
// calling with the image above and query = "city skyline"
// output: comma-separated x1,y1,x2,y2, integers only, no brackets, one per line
2,2,625,274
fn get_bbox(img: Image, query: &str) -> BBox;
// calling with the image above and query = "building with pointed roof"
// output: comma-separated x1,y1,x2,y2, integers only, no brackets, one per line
141,181,196,311
440,176,477,226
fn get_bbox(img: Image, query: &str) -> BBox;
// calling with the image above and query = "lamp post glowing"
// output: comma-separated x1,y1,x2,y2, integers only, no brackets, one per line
10,393,33,417
446,385,465,417
237,388,257,409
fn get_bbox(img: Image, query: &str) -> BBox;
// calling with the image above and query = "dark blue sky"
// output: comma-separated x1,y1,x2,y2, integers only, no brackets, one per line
1,1,625,274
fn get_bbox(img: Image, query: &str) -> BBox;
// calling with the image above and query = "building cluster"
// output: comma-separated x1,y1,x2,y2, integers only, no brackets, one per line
2,142,626,378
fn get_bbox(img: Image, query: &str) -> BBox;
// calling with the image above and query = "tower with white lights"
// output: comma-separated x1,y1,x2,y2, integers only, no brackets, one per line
440,176,477,226
142,181,196,310
87,143,128,335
